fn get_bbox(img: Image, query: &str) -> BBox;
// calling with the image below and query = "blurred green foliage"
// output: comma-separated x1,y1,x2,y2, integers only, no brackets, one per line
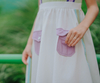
0,0,100,83
0,0,38,53
82,0,100,54
0,64,25,83
0,0,38,82
0,0,100,54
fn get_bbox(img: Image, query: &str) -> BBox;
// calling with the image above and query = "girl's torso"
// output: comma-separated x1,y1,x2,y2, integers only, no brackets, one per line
40,0,82,4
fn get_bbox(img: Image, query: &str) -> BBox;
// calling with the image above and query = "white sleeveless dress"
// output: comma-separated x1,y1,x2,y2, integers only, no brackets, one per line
25,0,100,83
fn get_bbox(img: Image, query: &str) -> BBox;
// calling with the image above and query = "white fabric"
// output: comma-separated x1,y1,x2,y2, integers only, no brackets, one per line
39,1,81,10
27,2,100,83
80,10,100,83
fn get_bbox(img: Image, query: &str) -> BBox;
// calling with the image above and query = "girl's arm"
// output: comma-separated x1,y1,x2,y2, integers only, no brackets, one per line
26,16,37,46
65,0,99,47
22,0,40,65
27,0,40,45
79,0,99,30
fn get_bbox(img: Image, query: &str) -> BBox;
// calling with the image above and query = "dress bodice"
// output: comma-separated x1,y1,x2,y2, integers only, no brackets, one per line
40,0,82,4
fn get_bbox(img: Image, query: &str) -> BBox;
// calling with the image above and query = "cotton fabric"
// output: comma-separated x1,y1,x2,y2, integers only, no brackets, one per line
25,1,100,83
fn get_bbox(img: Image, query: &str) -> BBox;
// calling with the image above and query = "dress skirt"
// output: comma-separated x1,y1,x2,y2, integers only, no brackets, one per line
25,1,100,83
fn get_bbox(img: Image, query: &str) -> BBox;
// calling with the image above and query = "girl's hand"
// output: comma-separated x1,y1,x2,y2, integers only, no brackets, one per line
65,25,87,47
22,44,32,65
65,0,99,47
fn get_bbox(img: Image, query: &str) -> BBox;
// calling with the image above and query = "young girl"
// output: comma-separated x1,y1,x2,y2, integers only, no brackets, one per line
22,0,100,83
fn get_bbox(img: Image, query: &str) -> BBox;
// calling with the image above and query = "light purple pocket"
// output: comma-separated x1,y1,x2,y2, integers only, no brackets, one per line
32,30,42,55
56,28,75,57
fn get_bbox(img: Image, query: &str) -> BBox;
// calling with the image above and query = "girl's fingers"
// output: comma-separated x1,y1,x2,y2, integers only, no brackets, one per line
67,32,75,45
71,37,80,46
69,34,79,46
28,52,32,58
22,45,32,65
65,31,72,44
22,52,28,65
